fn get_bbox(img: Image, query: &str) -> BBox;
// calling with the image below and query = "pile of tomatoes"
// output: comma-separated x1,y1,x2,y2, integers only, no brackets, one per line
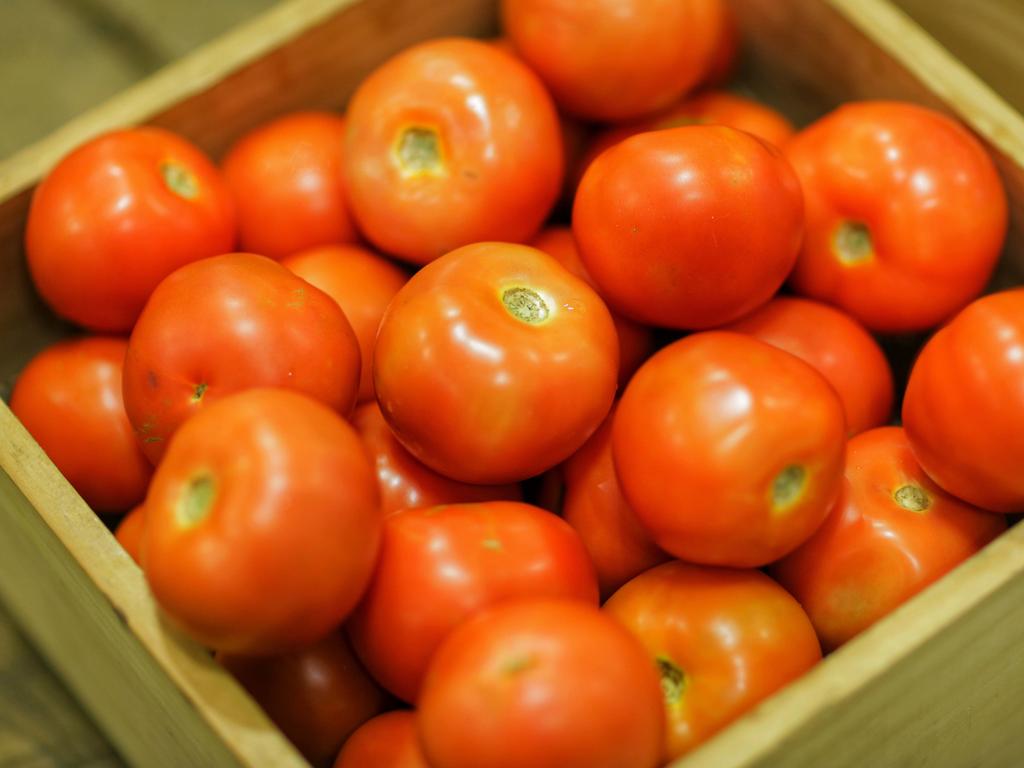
10,0,1024,766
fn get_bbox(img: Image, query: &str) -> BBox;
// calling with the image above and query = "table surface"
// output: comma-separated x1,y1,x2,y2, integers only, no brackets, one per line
1,0,1023,765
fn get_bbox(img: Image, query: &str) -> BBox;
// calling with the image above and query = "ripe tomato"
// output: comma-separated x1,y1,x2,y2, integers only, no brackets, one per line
123,253,361,464
785,101,1008,332
699,1,740,87
334,712,428,768
11,337,152,512
25,128,236,331
562,407,669,599
221,112,358,258
574,126,803,329
374,242,618,484
903,289,1024,512
347,501,598,703
418,598,664,768
115,505,145,565
530,227,653,387
614,332,846,567
281,245,408,402
344,38,563,264
142,389,380,655
219,632,389,767
722,297,893,436
352,402,521,516
501,0,719,121
604,561,821,760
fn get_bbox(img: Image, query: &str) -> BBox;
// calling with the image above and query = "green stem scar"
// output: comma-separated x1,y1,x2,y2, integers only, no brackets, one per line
833,221,873,265
161,161,199,199
191,382,208,403
894,484,930,513
773,465,808,513
657,656,686,707
394,126,446,177
176,474,216,528
502,287,549,324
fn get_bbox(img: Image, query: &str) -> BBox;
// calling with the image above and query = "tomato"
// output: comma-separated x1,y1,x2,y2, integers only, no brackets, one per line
562,407,669,599
25,128,236,331
115,505,146,564
785,101,1008,332
903,289,1024,512
281,245,408,402
773,427,1005,651
614,332,846,567
221,112,358,258
604,561,821,760
530,227,653,387
219,632,389,767
352,402,521,516
344,38,563,264
123,253,361,464
573,126,803,329
417,598,664,768
699,1,740,88
722,297,893,436
142,388,380,655
501,0,720,121
334,712,428,768
11,337,152,512
347,501,597,703
374,242,618,484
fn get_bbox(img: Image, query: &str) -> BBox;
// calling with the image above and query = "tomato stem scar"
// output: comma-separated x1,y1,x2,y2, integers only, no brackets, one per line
833,221,873,265
772,465,807,513
394,126,446,178
894,484,930,513
161,161,199,199
176,473,216,528
502,287,549,323
656,656,686,707
191,382,208,403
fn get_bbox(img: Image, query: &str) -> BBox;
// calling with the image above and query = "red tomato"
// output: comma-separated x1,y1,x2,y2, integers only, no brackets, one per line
604,561,821,760
417,598,665,768
530,227,653,387
281,244,408,401
347,501,598,703
115,505,146,564
344,38,563,264
574,126,803,329
374,242,618,484
785,101,1008,332
142,389,380,655
562,407,669,599
352,402,521,516
699,1,740,87
614,332,846,567
501,0,720,121
221,112,358,258
773,427,1006,650
903,289,1024,512
123,253,361,464
219,632,389,767
11,337,152,512
334,712,428,768
25,128,236,331
722,297,893,436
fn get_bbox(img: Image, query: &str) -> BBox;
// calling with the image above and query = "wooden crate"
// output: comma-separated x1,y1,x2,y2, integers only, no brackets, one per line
2,0,1024,766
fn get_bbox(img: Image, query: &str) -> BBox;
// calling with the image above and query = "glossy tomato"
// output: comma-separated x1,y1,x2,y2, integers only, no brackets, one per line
723,297,893,436
574,126,803,329
344,38,563,264
417,598,664,768
374,242,618,484
530,227,653,387
222,112,358,258
773,427,1005,651
11,337,152,512
352,402,521,516
785,101,1008,332
347,501,597,703
604,561,821,760
123,253,361,464
220,632,389,767
115,505,145,565
501,0,720,121
562,407,669,599
334,711,428,768
25,128,236,331
614,332,846,567
903,289,1024,512
282,244,407,401
142,389,380,655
